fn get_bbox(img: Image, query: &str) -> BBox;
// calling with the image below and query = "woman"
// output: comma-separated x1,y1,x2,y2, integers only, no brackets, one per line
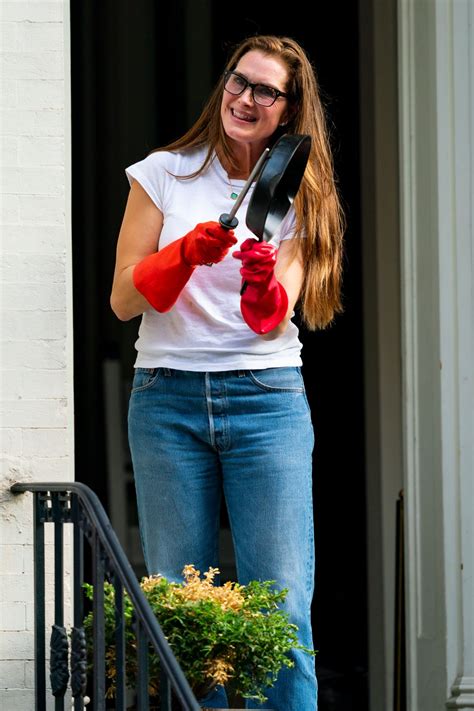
111,35,344,711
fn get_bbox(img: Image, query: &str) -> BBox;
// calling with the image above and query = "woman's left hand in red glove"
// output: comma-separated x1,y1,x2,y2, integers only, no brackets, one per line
232,238,289,335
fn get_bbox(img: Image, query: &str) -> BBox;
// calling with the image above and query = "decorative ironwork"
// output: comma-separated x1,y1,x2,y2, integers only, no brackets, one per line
71,626,88,698
11,481,200,711
50,624,69,696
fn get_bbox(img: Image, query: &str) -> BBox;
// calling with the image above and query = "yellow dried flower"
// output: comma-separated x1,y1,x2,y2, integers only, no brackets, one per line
204,656,235,685
203,567,220,583
183,564,201,582
140,565,246,612
172,564,244,611
140,574,163,593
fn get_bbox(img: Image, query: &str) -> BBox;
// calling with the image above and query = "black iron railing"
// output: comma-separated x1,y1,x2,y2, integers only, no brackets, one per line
11,482,201,711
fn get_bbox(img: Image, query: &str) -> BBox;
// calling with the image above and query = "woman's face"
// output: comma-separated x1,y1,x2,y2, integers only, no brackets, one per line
220,50,290,154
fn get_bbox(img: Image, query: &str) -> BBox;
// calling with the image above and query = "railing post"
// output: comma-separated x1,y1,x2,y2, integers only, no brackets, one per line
160,668,171,711
34,492,47,711
136,619,150,711
92,533,106,710
50,493,69,709
114,573,126,710
71,495,86,710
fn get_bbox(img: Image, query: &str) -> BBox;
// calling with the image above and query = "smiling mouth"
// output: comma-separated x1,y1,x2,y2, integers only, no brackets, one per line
231,109,256,123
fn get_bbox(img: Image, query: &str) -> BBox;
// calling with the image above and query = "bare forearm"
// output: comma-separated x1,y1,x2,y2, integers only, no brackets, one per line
260,314,292,340
110,266,150,321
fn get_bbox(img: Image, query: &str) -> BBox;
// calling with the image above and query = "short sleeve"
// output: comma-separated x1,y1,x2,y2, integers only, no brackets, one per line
125,151,175,213
269,207,301,247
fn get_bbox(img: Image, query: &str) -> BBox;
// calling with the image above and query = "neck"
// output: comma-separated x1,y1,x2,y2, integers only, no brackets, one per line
218,140,269,179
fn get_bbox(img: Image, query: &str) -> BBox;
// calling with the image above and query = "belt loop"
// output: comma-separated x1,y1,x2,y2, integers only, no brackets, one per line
237,370,246,377
163,368,171,377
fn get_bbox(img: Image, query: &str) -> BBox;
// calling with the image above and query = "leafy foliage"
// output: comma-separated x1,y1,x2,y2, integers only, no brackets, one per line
83,565,314,704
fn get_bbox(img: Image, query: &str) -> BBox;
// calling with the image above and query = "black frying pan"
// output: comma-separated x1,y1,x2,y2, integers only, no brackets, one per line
217,133,311,293
219,133,311,240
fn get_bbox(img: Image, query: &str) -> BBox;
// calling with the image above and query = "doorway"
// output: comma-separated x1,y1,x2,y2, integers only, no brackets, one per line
71,2,369,708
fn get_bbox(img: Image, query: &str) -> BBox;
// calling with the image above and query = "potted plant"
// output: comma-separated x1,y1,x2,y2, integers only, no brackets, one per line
83,564,315,707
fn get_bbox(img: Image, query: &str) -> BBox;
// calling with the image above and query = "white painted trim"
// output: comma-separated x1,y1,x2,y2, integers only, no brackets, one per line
64,0,75,479
440,0,474,704
446,678,474,710
398,3,422,709
399,0,474,709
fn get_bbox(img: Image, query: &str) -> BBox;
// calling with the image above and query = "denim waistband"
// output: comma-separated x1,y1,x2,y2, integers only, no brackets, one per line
136,366,299,378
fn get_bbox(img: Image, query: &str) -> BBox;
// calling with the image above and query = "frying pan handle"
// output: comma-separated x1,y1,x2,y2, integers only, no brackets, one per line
219,214,239,230
202,213,239,265
218,148,270,232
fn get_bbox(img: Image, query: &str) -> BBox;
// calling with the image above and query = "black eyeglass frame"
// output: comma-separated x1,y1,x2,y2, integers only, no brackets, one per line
223,70,289,107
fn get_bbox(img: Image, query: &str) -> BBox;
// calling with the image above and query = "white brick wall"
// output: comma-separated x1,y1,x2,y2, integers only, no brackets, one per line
0,2,73,708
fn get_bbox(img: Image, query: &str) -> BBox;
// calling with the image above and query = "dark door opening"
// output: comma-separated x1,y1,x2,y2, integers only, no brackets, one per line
71,2,367,709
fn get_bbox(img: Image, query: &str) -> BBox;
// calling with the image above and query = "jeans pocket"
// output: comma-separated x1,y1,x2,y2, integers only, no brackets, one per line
131,367,160,393
248,367,305,393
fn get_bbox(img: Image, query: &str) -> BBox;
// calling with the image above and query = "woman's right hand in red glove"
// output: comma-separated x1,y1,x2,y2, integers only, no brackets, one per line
131,221,237,313
182,221,237,266
111,183,237,320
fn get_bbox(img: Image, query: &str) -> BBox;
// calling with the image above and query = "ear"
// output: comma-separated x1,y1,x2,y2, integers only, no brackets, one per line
279,105,297,127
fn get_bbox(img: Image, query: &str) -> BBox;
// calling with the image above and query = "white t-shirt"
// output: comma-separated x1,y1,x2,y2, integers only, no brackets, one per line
125,145,303,371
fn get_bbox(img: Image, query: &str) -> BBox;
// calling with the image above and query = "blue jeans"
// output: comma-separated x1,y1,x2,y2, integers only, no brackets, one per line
128,367,317,711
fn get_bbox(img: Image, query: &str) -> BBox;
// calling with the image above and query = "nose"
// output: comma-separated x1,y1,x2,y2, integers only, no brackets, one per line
239,85,255,105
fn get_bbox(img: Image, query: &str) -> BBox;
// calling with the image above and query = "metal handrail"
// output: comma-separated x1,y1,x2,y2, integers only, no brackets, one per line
11,481,201,711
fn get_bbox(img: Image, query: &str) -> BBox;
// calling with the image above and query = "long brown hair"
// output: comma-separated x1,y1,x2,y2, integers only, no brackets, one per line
156,35,345,330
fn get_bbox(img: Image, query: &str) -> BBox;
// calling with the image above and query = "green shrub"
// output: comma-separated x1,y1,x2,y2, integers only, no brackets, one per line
83,565,315,704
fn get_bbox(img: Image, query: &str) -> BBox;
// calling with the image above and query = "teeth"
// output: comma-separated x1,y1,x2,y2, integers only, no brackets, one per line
232,109,255,121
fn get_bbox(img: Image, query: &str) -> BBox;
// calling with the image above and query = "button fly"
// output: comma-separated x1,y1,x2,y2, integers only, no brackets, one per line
205,373,230,451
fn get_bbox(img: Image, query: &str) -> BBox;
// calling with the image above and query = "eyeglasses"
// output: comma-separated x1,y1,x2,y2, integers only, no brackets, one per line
223,71,288,107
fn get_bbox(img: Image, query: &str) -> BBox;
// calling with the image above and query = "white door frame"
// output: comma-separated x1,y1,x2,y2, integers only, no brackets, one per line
360,1,474,709
398,0,474,709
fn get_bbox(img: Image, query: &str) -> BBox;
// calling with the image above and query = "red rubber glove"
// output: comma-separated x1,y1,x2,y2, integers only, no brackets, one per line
233,238,289,335
182,221,237,266
133,222,236,312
